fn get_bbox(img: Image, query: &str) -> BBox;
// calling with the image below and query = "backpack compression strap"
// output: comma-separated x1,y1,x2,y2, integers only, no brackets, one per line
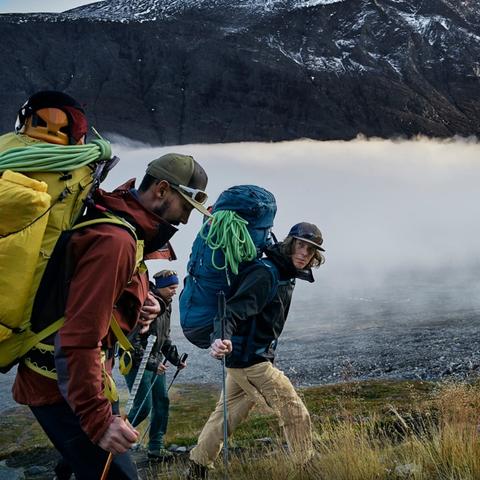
23,312,134,400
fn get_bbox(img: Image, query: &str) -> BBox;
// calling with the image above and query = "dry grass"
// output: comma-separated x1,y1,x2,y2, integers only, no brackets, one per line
4,379,480,480
159,380,480,480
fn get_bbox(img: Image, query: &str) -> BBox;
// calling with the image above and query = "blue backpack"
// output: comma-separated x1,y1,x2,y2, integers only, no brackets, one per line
179,185,277,348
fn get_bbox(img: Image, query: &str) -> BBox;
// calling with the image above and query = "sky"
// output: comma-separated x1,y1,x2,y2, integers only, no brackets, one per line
0,0,95,13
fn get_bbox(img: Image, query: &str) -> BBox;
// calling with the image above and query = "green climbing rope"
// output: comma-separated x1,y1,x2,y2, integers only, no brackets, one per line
0,138,112,173
200,210,257,276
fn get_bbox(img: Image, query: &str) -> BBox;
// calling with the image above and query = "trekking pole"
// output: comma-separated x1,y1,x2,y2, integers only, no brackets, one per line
130,356,168,427
134,356,168,447
167,352,188,392
217,291,229,475
100,335,157,480
138,352,189,446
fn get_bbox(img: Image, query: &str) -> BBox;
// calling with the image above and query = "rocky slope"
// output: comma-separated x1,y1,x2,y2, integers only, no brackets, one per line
0,0,478,144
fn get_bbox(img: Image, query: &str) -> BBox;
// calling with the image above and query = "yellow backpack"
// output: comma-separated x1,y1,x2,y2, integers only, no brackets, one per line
0,133,136,375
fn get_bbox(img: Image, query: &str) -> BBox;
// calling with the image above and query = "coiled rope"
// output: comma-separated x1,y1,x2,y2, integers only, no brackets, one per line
200,210,257,277
0,138,112,172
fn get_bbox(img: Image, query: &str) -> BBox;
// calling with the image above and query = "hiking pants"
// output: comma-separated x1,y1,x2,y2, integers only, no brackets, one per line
125,367,169,452
30,400,138,480
190,361,313,469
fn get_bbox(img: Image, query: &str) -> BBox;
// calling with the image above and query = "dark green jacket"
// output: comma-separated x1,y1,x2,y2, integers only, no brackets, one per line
129,301,181,371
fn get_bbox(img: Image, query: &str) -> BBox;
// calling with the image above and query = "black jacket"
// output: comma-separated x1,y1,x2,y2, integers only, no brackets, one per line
129,302,181,371
223,245,312,368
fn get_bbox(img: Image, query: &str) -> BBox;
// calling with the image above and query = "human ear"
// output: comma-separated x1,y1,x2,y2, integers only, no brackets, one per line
154,180,170,199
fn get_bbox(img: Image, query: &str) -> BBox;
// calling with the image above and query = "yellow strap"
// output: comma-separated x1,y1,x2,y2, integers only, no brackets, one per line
72,214,140,350
74,214,144,276
100,350,119,403
135,240,145,273
118,350,133,375
33,341,54,352
110,314,133,352
73,213,138,241
23,357,58,380
24,313,132,357
20,317,65,358
103,371,118,402
23,313,134,405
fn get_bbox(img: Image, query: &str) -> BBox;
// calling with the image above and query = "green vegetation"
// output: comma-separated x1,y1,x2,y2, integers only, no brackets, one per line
166,384,220,445
0,405,52,458
164,379,437,447
4,379,480,479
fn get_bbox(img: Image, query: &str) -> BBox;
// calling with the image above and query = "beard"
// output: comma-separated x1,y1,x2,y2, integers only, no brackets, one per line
153,199,179,225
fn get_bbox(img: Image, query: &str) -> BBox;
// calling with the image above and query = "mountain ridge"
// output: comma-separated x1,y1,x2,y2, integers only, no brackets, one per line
0,0,478,144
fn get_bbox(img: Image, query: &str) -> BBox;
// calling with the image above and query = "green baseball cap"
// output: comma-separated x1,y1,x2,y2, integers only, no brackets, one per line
146,153,211,217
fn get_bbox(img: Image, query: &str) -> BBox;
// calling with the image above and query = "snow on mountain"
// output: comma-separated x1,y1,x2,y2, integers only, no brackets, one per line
0,0,478,143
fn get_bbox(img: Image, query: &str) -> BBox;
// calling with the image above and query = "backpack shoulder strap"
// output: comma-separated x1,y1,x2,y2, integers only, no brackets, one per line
71,212,140,350
256,258,281,304
73,211,145,275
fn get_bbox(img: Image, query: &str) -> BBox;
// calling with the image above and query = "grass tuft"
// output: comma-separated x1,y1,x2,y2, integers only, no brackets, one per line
4,379,480,479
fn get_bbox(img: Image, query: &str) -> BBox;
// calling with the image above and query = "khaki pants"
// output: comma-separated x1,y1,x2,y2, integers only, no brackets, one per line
190,361,313,469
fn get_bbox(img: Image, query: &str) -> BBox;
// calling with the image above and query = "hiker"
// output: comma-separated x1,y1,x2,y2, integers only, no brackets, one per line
187,222,325,479
7,92,210,480
125,269,187,461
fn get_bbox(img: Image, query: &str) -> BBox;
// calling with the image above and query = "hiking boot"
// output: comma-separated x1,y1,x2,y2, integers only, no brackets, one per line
185,460,209,479
147,448,174,462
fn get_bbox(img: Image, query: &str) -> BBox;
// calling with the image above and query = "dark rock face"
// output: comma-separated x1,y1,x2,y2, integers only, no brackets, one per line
0,0,479,145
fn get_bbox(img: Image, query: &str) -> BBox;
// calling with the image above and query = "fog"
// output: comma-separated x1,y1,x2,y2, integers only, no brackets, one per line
98,135,480,361
104,135,480,303
2,136,480,409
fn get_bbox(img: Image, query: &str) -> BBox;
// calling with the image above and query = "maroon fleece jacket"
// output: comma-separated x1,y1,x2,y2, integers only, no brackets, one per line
13,180,177,443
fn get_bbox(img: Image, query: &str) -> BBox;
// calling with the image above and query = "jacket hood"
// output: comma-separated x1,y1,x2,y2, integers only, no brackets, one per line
93,179,178,254
265,244,315,283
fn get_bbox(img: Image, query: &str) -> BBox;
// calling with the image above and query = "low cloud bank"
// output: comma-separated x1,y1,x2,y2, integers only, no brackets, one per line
102,136,480,322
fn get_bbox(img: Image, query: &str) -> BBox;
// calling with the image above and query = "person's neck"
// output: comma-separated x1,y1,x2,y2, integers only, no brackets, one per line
136,189,153,210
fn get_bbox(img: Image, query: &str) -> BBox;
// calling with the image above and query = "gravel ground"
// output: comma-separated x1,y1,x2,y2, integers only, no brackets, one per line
2,269,480,412
157,271,480,389
167,306,480,389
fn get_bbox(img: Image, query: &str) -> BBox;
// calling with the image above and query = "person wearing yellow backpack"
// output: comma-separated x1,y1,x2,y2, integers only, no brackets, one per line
2,91,211,480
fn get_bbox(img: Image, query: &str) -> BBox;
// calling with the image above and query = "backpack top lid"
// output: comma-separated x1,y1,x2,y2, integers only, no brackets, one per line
212,185,276,229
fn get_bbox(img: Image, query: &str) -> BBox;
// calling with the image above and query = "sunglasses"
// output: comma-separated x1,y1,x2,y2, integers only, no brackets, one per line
170,183,208,205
